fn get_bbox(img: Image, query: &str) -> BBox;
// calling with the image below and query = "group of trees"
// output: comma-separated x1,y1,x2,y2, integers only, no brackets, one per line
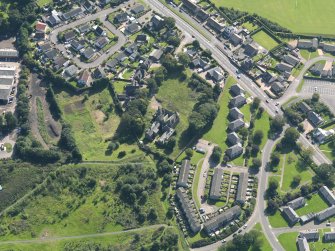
219,230,263,251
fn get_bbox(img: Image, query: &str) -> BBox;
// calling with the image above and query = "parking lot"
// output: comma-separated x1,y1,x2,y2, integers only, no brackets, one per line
302,79,335,96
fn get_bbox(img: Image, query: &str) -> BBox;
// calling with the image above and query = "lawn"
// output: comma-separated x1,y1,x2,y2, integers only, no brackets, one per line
242,21,259,32
112,80,128,94
268,210,289,228
299,49,320,61
319,142,335,161
252,30,279,51
278,231,298,251
281,152,314,192
253,111,270,150
249,223,272,251
192,159,204,209
55,87,144,161
37,0,52,7
155,72,199,158
295,193,328,216
211,0,335,36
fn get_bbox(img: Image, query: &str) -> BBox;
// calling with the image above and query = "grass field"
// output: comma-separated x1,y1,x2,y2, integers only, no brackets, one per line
36,97,51,144
268,210,290,228
211,0,335,36
36,0,52,7
278,231,298,251
249,223,272,251
252,30,279,51
295,193,328,216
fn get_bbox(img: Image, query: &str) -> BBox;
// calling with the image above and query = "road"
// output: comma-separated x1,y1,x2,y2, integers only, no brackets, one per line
49,1,131,69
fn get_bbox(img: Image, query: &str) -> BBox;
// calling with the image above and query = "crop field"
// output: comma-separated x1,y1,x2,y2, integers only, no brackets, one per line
211,0,335,36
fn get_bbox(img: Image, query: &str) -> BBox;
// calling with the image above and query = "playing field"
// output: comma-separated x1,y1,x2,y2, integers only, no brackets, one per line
211,0,335,36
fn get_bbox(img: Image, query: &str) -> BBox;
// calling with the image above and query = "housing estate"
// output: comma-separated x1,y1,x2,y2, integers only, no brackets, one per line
209,168,223,200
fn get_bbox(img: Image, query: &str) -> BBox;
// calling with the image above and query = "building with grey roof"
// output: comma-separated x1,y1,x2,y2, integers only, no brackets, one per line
83,47,95,60
297,38,318,51
64,65,78,78
203,205,241,234
229,33,243,46
177,159,191,188
149,49,164,62
320,42,335,53
316,205,335,222
288,197,306,210
206,67,224,82
0,49,19,61
299,230,319,241
244,44,258,57
0,76,14,86
228,119,245,132
297,237,310,251
206,18,224,33
284,54,300,66
227,132,241,146
281,206,299,225
229,107,244,120
125,23,140,34
230,84,245,96
276,62,293,73
181,0,199,14
319,186,335,206
131,4,145,15
271,82,285,95
308,111,324,127
300,213,316,225
176,187,201,233
196,9,209,22
209,168,223,200
226,144,243,159
324,232,335,242
298,102,312,114
0,66,15,76
236,173,248,204
61,7,83,20
229,94,246,108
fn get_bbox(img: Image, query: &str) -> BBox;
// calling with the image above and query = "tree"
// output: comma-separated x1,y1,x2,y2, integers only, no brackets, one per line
267,178,279,198
147,208,158,221
185,148,193,158
270,115,285,133
164,17,175,29
292,175,301,187
4,112,17,133
202,49,212,57
239,127,248,140
315,164,335,186
177,52,190,68
312,93,320,102
253,130,264,145
166,35,181,47
251,158,262,172
210,146,222,163
300,147,314,165
282,127,300,146
251,97,261,110
192,40,200,49
270,151,280,167
146,78,158,95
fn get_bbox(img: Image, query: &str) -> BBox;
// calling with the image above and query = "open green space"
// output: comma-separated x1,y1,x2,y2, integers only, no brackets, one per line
278,231,298,251
319,142,335,161
299,49,320,61
155,72,199,158
242,22,258,32
251,30,279,51
55,86,143,161
211,0,335,36
112,80,128,94
36,97,51,144
192,159,204,209
36,0,52,7
0,164,166,241
295,193,328,216
249,223,272,251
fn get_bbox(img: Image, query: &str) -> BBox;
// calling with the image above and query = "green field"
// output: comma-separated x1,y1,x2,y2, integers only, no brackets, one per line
249,223,272,251
295,193,328,216
278,231,299,251
211,0,335,36
36,0,52,7
252,30,279,51
268,208,289,228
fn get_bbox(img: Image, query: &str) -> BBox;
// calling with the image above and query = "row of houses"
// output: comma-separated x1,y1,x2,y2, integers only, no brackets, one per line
0,65,16,102
298,38,335,54
298,101,324,127
281,186,335,226
297,229,335,251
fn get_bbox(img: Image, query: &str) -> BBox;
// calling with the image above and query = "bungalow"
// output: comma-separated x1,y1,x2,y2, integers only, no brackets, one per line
227,132,241,145
229,107,244,120
131,4,145,15
319,186,335,206
324,232,335,242
196,9,209,23
36,21,47,33
299,230,319,242
151,15,164,30
125,44,138,55
320,42,335,53
177,159,191,188
297,237,310,251
78,23,90,34
297,38,318,51
230,84,245,96
83,47,95,60
71,40,85,51
281,206,299,225
203,205,241,234
300,213,316,225
283,54,300,66
298,102,312,114
206,18,224,33
223,26,237,39
95,26,106,37
125,23,140,34
288,197,306,210
228,119,245,132
129,51,139,62
140,58,152,70
135,34,148,43
236,173,248,204
226,143,243,159
316,205,335,222
261,71,276,84
45,49,58,60
244,44,258,57
38,42,52,53
181,0,199,14
78,70,92,86
149,49,164,62
308,111,324,127
53,56,67,70
95,37,109,49
229,33,243,46
61,7,83,21
92,67,105,79
114,12,128,23
209,168,223,200
230,94,246,108
64,65,78,78
241,58,253,71
276,62,293,73
46,11,61,27
191,58,209,70
271,81,285,95
313,128,333,143
83,0,94,12
206,67,224,82
310,63,324,76
63,30,76,42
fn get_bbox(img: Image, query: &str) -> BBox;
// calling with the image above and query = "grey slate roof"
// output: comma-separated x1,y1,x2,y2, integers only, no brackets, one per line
276,62,293,73
319,186,335,206
244,43,258,57
271,81,285,95
288,197,306,210
226,143,243,159
228,119,245,132
316,205,335,222
236,173,248,204
181,0,199,14
206,18,224,33
229,107,244,120
299,230,319,241
298,102,312,113
131,4,145,14
62,7,83,20
227,132,241,145
177,159,191,188
209,168,223,200
324,232,335,242
230,84,245,96
283,54,300,66
229,94,246,108
308,111,324,127
281,206,299,225
297,237,310,251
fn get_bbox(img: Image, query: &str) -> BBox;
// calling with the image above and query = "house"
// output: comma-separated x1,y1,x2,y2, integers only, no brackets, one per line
241,58,253,71
53,56,67,70
203,206,241,234
177,159,191,188
319,186,335,206
297,38,318,50
64,65,78,78
135,34,148,43
125,43,138,55
320,42,335,53
310,63,324,76
92,67,105,79
271,81,285,95
206,18,224,33
230,94,247,108
95,26,106,37
63,30,76,42
151,15,164,30
71,40,85,51
209,168,223,200
223,26,237,38
61,7,83,21
46,11,61,27
0,49,19,61
298,102,312,114
129,51,139,62
191,58,209,70
176,187,201,233
324,232,335,242
299,230,319,242
45,49,58,60
226,143,243,159
261,71,277,84
283,54,300,66
206,67,224,82
100,0,111,6
133,68,146,82
287,197,305,210
125,23,140,34
83,47,95,59
244,44,258,57
95,37,109,49
140,58,152,70
308,111,324,127
196,9,209,22
181,0,199,14
106,59,118,71
83,0,94,12
131,4,145,15
316,205,335,222
78,23,90,34
78,70,92,86
227,132,241,145
229,107,244,120
313,128,334,143
149,49,164,62
35,21,47,33
230,84,245,96
236,173,248,204
299,213,316,225
228,119,245,132
229,33,243,46
297,237,310,251
281,206,299,225
114,12,128,23
276,62,293,73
